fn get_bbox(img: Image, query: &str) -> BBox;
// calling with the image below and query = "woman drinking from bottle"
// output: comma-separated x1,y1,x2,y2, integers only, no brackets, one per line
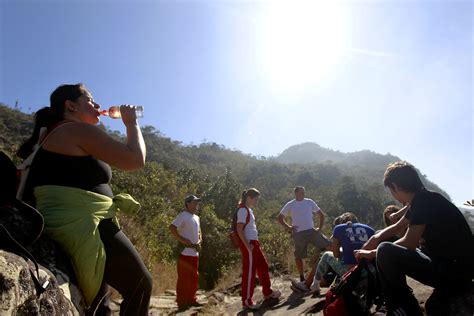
18,83,152,316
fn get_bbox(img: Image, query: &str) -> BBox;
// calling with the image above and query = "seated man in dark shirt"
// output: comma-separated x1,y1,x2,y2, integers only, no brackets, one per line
356,161,473,316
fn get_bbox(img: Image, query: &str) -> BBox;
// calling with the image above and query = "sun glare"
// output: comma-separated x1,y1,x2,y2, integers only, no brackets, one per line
258,1,346,91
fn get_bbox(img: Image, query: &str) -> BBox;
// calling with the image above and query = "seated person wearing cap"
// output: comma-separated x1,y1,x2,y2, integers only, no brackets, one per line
169,195,203,311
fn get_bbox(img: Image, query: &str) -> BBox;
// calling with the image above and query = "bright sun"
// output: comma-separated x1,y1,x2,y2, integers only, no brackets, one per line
258,1,346,91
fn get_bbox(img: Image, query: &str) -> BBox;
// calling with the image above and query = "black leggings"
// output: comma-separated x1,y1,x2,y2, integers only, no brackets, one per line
89,219,153,316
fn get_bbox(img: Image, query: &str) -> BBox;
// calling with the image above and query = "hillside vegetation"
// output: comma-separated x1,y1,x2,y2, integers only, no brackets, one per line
0,103,452,290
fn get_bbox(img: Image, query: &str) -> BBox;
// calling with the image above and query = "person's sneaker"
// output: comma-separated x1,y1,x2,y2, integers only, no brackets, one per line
309,282,321,294
177,304,189,312
291,280,310,293
265,290,281,300
385,299,422,316
242,302,262,310
373,303,388,316
387,306,409,316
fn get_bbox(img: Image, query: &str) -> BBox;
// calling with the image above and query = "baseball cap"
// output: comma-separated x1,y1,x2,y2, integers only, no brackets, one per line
184,195,202,204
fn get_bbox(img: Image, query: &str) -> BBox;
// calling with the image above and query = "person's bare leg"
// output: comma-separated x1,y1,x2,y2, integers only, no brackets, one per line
305,263,317,287
295,258,304,281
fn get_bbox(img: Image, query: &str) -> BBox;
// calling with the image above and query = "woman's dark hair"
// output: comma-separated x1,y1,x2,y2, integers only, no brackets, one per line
239,188,260,206
383,161,425,193
383,205,400,227
17,83,86,159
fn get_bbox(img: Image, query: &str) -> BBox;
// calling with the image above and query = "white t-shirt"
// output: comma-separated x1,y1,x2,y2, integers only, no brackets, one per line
237,207,258,241
279,198,321,232
172,211,201,257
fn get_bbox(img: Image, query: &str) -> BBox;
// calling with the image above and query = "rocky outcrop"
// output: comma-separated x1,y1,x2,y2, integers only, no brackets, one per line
0,233,87,316
2,243,473,316
0,250,79,315
425,283,474,316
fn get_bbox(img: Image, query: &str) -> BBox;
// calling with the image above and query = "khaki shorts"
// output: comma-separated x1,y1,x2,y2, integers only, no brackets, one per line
293,228,331,259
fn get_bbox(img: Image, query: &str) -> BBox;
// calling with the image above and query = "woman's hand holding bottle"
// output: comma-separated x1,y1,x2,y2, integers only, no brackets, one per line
100,105,144,121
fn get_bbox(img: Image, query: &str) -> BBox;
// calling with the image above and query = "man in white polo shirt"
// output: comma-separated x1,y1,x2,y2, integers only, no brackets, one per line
169,195,203,311
277,186,330,282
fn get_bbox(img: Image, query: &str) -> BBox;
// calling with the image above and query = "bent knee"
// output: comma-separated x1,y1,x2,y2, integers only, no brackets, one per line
376,242,399,265
141,270,153,294
321,251,334,261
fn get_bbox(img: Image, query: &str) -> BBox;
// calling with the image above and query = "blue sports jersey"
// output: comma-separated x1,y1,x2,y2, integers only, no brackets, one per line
333,223,375,265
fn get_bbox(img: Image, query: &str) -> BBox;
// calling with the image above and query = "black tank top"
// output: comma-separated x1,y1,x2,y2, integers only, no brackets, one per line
24,148,113,205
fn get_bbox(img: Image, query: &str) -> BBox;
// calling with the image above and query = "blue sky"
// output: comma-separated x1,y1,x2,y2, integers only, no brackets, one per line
1,0,472,206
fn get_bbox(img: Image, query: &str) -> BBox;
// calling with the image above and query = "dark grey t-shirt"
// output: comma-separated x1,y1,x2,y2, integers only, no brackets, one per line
405,189,473,263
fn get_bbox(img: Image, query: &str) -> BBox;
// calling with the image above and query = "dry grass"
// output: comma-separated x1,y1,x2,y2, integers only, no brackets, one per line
116,215,178,295
110,261,176,301
150,261,177,295
214,263,242,291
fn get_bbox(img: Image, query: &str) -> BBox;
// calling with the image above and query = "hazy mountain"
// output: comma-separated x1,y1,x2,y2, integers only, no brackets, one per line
275,142,449,199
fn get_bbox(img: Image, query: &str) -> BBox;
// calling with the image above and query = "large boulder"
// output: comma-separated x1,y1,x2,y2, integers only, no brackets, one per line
425,282,474,316
0,240,84,315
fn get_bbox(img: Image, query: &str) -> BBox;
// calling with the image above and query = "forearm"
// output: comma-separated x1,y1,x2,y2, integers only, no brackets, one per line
125,122,146,167
236,226,250,249
377,226,396,240
174,234,191,246
333,248,341,259
363,224,399,250
169,226,191,246
394,224,424,250
332,238,340,257
394,237,410,249
277,215,291,229
391,205,409,222
317,210,325,230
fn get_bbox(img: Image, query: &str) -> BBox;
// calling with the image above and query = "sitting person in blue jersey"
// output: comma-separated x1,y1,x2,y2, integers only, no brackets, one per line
292,212,375,293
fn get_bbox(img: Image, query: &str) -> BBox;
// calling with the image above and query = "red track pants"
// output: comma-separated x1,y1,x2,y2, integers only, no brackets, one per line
176,254,199,306
239,239,273,305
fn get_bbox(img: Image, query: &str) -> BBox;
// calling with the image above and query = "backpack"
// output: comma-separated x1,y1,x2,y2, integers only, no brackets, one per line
228,206,250,248
16,123,72,200
323,259,381,316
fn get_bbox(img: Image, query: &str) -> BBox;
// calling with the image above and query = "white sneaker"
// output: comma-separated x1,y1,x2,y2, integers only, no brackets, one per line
265,290,281,300
291,280,310,293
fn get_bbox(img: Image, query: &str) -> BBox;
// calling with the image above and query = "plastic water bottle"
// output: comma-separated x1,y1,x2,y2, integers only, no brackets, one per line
100,106,144,119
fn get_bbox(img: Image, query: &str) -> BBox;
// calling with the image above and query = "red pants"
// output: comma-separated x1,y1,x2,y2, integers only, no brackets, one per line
176,254,199,306
239,239,272,305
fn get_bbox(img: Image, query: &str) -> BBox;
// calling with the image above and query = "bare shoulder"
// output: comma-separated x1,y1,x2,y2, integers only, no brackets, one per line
59,122,107,138
44,122,110,155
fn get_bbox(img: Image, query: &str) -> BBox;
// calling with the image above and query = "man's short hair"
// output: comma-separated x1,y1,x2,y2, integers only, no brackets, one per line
333,212,359,226
383,161,425,193
294,186,305,193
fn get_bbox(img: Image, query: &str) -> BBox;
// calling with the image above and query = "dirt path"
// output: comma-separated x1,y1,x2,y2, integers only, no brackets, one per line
109,275,434,315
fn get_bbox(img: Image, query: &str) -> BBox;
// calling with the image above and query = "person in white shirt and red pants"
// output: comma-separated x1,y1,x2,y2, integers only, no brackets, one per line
169,195,203,311
236,188,281,310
